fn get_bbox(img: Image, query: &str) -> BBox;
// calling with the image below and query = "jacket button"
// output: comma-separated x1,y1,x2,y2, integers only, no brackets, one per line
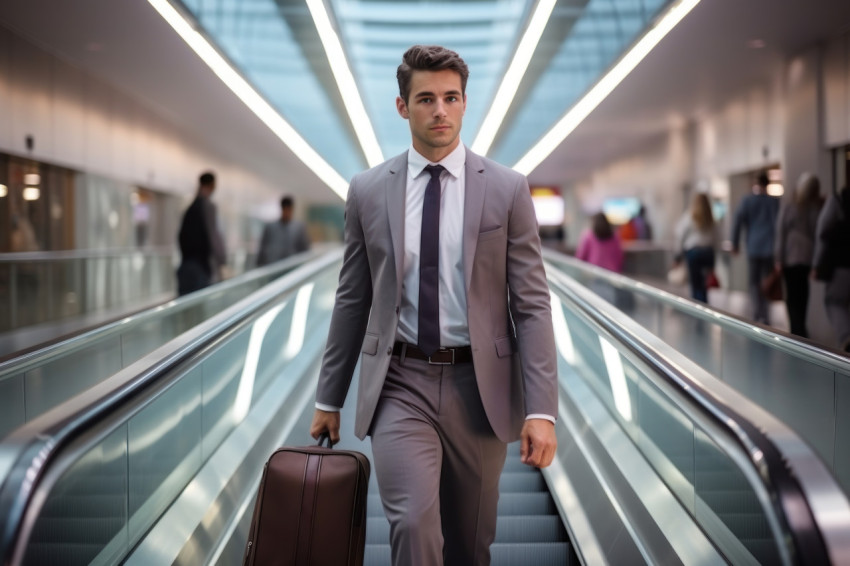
387,347,392,355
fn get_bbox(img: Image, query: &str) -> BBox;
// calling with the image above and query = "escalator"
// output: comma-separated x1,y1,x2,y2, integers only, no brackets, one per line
1,249,849,565
0,249,323,441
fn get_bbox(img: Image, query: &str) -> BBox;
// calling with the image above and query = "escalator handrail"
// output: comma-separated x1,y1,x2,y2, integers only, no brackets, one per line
547,267,850,564
544,248,850,372
0,248,344,565
0,248,325,377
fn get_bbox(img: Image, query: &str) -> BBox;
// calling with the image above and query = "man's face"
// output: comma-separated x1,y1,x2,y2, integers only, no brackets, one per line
282,205,294,221
396,69,466,161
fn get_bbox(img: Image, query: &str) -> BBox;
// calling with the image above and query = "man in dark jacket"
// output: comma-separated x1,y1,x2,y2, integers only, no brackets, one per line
176,171,226,295
732,171,780,324
814,185,850,352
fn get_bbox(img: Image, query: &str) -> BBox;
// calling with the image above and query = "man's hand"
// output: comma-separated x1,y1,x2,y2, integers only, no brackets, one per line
310,409,341,445
520,419,557,468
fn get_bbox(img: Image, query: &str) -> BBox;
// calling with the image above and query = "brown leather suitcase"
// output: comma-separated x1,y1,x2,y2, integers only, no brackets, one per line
244,436,370,565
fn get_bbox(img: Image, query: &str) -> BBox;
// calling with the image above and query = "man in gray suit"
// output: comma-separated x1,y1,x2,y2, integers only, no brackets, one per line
310,45,558,565
256,195,310,266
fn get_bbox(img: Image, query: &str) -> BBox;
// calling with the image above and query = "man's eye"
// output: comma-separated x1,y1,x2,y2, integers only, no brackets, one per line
448,96,457,102
420,97,432,103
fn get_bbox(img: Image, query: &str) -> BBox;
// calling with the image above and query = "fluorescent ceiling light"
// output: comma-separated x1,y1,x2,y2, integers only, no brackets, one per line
599,336,632,421
0,184,7,198
471,0,557,156
233,300,287,423
284,283,315,359
307,0,383,168
146,0,349,199
513,0,701,175
550,291,576,365
24,173,40,185
23,187,40,201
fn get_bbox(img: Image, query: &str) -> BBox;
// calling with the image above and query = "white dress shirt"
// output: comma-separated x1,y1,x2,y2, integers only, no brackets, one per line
396,143,468,347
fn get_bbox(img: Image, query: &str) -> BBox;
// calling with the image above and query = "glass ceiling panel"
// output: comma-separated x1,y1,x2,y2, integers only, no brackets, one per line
332,0,531,158
490,0,673,166
177,0,367,181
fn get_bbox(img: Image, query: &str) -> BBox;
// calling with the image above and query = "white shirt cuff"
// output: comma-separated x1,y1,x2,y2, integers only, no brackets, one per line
315,402,341,412
526,413,556,424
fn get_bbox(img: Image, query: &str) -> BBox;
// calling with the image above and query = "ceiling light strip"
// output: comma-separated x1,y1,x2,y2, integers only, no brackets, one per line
471,0,558,156
146,0,349,198
307,0,384,167
513,0,701,176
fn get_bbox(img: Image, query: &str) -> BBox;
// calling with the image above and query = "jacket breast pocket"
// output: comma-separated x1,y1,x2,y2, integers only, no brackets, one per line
361,333,379,356
478,226,505,243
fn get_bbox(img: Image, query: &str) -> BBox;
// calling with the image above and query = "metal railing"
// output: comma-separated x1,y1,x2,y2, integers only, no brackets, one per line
544,249,850,495
0,248,327,440
545,265,850,564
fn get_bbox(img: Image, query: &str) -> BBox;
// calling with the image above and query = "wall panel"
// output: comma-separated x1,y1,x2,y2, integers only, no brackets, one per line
51,58,86,167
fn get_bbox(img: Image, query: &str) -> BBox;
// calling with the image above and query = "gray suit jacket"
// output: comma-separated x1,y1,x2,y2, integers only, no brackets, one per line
316,148,557,442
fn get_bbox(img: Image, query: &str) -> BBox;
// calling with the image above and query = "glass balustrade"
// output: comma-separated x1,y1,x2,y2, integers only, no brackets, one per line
546,250,850,496
0,251,321,439
17,262,340,566
548,283,787,564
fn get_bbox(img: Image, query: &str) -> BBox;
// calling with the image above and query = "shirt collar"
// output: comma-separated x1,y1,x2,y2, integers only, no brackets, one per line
407,142,465,180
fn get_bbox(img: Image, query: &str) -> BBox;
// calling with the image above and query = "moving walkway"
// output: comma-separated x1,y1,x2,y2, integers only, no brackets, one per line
0,249,847,564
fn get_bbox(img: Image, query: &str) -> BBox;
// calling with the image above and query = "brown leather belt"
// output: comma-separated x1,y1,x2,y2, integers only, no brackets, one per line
392,342,473,365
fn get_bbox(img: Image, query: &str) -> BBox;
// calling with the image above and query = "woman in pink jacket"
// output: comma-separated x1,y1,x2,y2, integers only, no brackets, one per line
576,212,625,273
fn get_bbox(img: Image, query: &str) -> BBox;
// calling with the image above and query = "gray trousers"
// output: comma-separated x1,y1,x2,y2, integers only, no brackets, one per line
825,267,850,349
370,355,507,566
748,256,775,324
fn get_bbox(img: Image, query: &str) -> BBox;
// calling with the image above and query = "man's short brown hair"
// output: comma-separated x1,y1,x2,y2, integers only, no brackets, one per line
397,45,469,104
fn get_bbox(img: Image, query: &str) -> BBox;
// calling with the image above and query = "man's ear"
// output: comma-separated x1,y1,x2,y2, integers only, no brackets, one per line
396,96,409,119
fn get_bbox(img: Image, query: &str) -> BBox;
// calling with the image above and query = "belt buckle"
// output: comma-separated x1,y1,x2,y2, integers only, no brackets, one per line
428,348,454,365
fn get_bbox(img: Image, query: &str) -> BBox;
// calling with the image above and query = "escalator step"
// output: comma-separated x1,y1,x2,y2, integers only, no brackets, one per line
22,542,103,566
367,492,560,518
364,542,571,566
714,513,772,538
38,494,125,518
29,517,123,543
365,515,567,545
696,471,751,490
499,472,546,492
699,490,761,513
368,470,545,493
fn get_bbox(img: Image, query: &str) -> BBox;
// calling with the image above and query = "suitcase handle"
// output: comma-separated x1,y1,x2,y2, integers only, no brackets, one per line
317,433,335,448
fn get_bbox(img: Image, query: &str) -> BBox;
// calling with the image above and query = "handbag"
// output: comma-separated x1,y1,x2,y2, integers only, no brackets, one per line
705,271,720,289
667,263,687,286
760,269,783,301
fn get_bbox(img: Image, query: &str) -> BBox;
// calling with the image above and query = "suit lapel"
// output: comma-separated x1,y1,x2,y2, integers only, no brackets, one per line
463,149,486,294
385,152,408,296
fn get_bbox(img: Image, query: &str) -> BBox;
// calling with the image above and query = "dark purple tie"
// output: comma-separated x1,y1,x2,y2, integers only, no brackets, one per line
418,164,444,357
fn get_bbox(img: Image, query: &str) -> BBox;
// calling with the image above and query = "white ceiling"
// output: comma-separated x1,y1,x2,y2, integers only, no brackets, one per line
530,0,850,185
1,0,849,201
0,0,345,205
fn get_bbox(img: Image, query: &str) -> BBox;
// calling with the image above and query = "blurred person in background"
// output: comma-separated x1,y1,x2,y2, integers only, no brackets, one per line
775,172,824,338
619,203,652,242
731,171,780,324
813,185,850,353
576,212,624,273
176,171,226,296
256,195,310,266
675,193,719,303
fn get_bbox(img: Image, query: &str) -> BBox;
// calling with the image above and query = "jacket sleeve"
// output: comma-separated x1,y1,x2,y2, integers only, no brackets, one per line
315,180,373,409
505,175,558,419
774,203,788,264
256,225,270,267
731,198,747,249
813,195,841,279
